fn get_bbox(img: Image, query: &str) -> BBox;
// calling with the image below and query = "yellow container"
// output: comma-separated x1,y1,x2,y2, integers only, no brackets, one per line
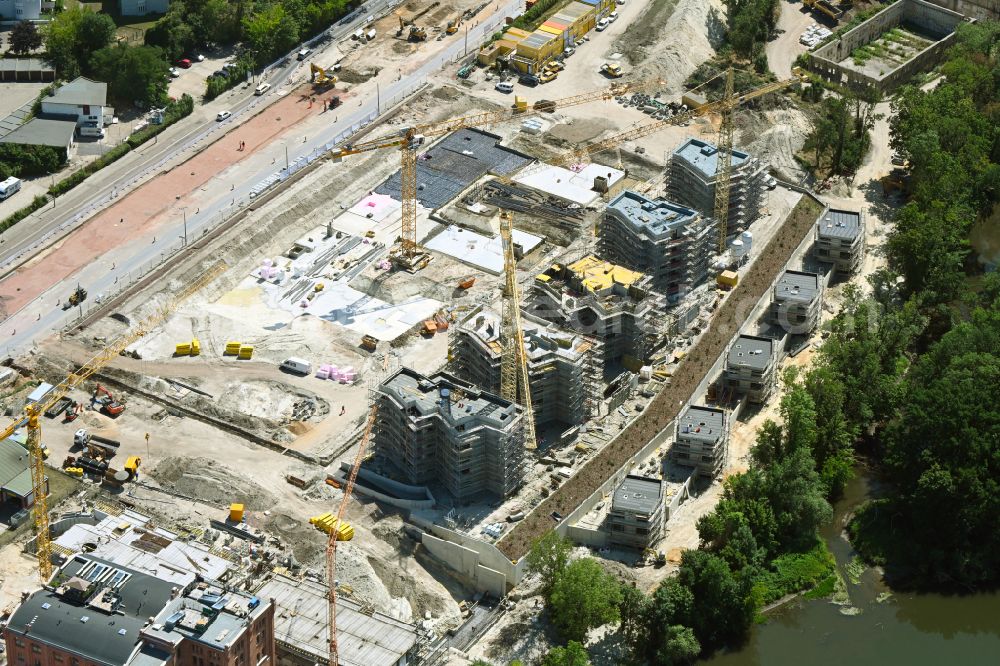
190,339,201,356
175,343,191,356
225,341,242,356
66,467,84,477
125,456,141,474
238,345,254,359
309,512,354,540
229,503,245,522
717,270,739,288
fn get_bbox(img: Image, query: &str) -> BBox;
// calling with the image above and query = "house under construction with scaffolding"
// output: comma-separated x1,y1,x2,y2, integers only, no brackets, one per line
449,309,602,430
373,367,526,501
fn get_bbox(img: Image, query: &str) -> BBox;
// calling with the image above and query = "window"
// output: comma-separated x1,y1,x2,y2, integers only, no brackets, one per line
611,524,624,532
636,528,648,535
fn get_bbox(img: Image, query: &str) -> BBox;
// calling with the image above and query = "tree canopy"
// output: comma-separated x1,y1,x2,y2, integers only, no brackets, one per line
548,558,622,643
540,641,591,666
10,20,43,56
90,44,170,107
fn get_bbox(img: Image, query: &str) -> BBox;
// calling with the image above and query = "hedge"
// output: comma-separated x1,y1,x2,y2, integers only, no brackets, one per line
47,94,194,198
0,194,50,233
204,61,251,101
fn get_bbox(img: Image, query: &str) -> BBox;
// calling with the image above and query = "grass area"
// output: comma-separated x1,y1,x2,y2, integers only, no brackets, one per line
0,470,81,549
754,540,837,606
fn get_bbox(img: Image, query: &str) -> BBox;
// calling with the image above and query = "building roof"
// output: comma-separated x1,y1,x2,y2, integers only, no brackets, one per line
0,436,35,498
0,117,75,148
6,556,177,666
672,138,752,180
559,2,593,19
816,208,862,240
423,224,543,275
47,76,107,107
612,475,662,515
143,585,267,652
677,405,726,444
460,309,593,363
567,255,644,293
773,270,821,304
514,163,625,206
727,335,774,370
258,574,418,666
381,367,519,429
607,190,700,240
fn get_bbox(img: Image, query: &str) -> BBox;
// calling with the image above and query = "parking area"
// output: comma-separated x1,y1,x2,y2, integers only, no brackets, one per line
166,50,240,101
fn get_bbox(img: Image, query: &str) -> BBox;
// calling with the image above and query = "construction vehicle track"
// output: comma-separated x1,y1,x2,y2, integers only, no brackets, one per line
497,194,825,560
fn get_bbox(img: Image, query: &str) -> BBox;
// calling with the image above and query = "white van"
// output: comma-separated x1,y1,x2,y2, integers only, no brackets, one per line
281,357,313,375
596,17,609,31
0,176,21,201
296,48,312,61
254,82,271,96
78,123,105,138
495,81,514,93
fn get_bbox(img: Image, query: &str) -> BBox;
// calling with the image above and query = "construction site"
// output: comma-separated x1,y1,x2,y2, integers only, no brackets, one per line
0,0,943,662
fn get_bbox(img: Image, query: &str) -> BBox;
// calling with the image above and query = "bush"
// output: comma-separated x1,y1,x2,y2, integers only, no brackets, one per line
511,0,564,31
126,94,194,147
0,143,66,177
752,541,835,605
203,61,251,101
0,194,50,233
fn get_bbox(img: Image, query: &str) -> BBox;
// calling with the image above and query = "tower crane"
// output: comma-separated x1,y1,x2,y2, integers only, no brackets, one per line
713,68,736,253
328,79,661,271
498,211,537,451
0,263,225,582
328,404,378,666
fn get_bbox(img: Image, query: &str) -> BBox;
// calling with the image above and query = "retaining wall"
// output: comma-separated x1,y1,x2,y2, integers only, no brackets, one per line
924,0,999,19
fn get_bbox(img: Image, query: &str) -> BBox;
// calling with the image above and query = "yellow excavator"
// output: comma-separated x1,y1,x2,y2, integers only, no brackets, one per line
310,63,338,88
446,16,461,35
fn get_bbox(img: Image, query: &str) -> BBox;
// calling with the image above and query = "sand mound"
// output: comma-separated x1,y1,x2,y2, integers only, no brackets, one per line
151,457,276,510
743,108,812,184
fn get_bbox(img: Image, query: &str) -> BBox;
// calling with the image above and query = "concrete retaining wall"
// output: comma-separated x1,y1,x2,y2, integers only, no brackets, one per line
809,0,965,92
924,0,999,19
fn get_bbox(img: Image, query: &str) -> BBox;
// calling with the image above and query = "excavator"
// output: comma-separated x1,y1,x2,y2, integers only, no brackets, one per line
93,384,125,417
64,285,87,309
446,16,461,35
310,63,338,89
398,14,427,41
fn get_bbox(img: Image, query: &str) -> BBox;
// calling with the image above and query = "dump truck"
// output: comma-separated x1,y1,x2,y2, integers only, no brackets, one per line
804,0,846,22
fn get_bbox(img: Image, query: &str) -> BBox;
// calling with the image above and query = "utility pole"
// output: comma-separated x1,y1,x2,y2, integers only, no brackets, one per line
285,143,289,171
180,207,188,246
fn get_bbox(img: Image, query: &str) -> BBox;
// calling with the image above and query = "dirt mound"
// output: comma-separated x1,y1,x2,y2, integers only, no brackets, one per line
150,457,276,511
742,108,812,184
264,512,326,565
616,0,726,93
338,66,381,84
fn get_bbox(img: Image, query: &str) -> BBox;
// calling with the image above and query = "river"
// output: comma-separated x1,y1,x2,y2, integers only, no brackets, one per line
705,473,1000,666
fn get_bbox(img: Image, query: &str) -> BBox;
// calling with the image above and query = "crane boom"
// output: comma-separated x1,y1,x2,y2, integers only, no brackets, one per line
328,403,379,666
498,212,537,451
714,68,736,253
0,262,225,582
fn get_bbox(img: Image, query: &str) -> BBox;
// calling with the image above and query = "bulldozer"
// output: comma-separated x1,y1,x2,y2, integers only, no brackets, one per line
65,285,87,309
310,63,338,89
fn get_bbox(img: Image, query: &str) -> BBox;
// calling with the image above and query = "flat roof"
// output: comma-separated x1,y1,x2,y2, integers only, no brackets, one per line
375,128,532,210
381,367,518,428
612,475,662,515
0,117,75,148
460,309,592,363
0,436,35,498
672,138,751,180
144,585,268,651
607,190,700,239
773,270,821,304
258,574,418,666
727,335,774,370
423,224,543,275
514,163,625,206
816,208,862,240
678,405,725,444
567,255,644,293
46,76,107,107
7,556,177,666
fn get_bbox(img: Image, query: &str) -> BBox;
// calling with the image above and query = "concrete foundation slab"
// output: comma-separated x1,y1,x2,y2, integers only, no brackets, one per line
423,225,543,275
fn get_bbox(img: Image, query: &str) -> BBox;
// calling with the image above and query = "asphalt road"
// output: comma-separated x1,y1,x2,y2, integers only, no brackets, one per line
0,0,521,359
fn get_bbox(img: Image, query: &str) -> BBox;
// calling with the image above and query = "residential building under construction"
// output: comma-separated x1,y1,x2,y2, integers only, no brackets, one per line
449,309,602,429
600,190,714,301
526,255,668,374
674,404,729,478
667,138,768,237
374,367,526,501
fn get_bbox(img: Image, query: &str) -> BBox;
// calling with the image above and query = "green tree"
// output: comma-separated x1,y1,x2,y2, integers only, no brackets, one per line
640,579,696,662
803,365,857,498
44,7,86,78
674,550,755,649
76,11,117,68
90,44,170,107
548,558,622,643
617,583,648,659
10,20,43,55
540,641,591,666
655,625,701,666
525,531,573,599
722,0,779,59
145,5,197,62
242,3,300,65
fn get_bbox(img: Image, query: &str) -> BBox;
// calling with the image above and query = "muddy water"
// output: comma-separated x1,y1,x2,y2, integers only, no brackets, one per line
705,473,1000,665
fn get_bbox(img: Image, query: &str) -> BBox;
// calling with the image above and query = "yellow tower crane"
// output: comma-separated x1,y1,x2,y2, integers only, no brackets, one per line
0,262,224,582
328,79,660,271
327,403,378,666
498,211,537,451
713,67,736,253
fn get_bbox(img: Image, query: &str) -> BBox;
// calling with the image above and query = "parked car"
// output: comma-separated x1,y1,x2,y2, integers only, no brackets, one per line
596,18,609,31
519,74,539,87
177,58,192,68
539,70,557,83
563,46,576,57
168,67,180,78
297,48,313,60
216,110,232,121
254,82,271,95
609,10,619,21
495,81,514,93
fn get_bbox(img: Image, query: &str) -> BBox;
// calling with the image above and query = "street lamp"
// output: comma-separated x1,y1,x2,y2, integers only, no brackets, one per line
180,206,188,246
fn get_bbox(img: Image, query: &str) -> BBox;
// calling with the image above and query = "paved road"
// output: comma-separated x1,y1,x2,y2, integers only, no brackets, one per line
0,0,400,277
0,0,522,359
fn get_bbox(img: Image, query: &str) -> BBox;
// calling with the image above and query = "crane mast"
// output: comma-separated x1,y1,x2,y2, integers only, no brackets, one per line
713,68,736,253
498,211,537,451
328,404,379,666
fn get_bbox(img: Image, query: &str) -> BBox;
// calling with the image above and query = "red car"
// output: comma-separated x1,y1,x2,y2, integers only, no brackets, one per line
177,58,192,69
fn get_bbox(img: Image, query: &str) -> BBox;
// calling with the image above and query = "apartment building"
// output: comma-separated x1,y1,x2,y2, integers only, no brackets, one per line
723,334,777,404
527,255,668,374
770,270,823,334
607,475,665,550
600,190,714,301
374,367,525,501
668,138,767,237
449,309,601,428
674,405,729,478
816,207,865,274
